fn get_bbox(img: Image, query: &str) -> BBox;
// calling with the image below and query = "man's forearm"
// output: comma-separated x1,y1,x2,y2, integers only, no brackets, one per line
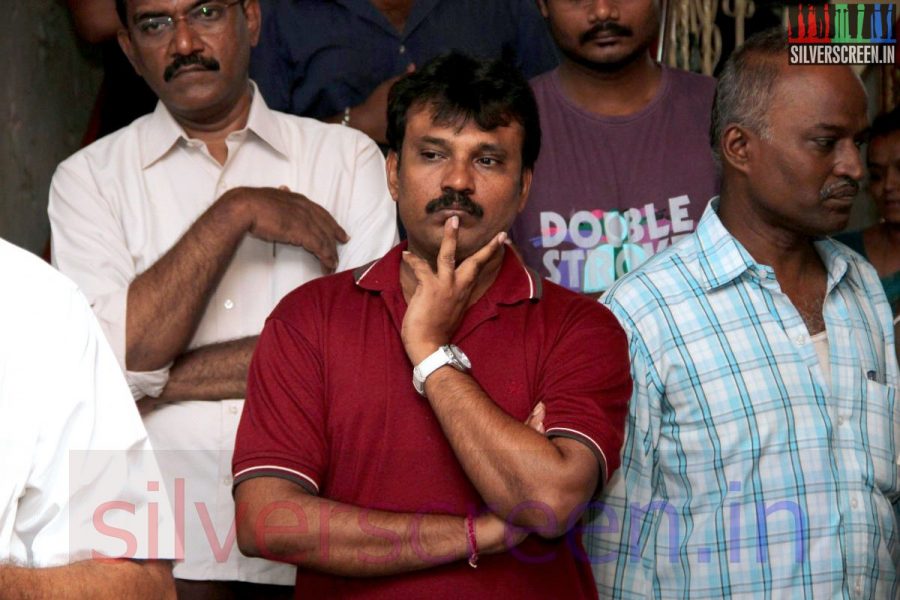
150,336,257,402
126,192,249,371
0,559,175,600
235,478,514,577
398,224,600,535
423,367,598,536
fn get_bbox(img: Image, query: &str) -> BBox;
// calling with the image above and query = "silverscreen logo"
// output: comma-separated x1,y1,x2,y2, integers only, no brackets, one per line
788,3,896,65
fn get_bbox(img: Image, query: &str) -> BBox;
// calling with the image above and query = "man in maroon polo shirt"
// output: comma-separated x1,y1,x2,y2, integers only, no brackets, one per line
232,53,632,598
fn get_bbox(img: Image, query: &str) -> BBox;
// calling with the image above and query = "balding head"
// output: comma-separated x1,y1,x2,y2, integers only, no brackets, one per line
710,28,790,169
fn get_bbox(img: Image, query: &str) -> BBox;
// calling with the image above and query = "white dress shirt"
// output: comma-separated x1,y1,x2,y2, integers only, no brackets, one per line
48,84,398,583
0,238,174,567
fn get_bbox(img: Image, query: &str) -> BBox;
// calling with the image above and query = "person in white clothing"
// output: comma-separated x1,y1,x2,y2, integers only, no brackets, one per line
0,237,176,599
48,0,398,596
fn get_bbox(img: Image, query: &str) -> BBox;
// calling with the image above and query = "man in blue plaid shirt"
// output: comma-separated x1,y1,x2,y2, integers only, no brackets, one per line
586,28,900,598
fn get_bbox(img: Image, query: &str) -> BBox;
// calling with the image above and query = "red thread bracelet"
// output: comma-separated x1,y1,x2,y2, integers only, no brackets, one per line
465,514,478,568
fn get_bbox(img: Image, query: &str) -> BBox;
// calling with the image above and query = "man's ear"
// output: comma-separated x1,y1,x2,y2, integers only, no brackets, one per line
721,124,754,175
244,0,262,46
385,150,401,203
536,0,549,18
516,168,533,213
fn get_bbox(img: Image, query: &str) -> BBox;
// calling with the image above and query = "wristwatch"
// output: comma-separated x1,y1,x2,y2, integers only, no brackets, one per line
412,345,471,396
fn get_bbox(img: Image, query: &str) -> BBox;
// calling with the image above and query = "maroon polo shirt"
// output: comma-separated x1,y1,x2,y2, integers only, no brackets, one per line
233,242,631,599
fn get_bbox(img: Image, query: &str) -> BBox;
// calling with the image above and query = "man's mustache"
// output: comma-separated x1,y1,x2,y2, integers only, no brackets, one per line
580,21,633,45
820,176,859,200
425,190,484,218
164,54,221,82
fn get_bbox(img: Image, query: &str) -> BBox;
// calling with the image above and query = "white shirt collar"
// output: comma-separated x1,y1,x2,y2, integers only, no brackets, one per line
140,80,288,168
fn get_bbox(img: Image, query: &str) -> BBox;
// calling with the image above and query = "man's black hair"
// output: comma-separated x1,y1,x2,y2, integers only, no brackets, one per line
386,52,541,170
870,106,900,143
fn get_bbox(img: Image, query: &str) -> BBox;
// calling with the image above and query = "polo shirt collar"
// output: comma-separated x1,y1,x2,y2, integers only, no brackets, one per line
354,241,542,304
140,81,288,168
484,245,543,305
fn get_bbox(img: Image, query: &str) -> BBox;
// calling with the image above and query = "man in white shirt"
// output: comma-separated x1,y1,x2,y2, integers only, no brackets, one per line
48,0,397,596
0,237,175,599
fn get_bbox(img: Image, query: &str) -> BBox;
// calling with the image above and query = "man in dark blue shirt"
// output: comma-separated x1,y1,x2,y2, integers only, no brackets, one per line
250,0,558,144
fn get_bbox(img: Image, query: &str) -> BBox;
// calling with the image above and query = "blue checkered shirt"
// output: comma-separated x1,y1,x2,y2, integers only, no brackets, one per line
587,200,900,598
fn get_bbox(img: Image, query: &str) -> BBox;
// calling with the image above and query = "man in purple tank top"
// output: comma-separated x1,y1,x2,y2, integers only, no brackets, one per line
511,0,719,296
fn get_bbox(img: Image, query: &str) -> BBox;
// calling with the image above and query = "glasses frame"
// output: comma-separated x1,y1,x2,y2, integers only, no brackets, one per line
129,0,244,46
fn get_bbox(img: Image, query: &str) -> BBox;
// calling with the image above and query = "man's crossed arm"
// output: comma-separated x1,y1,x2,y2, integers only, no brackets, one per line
399,217,602,534
0,559,174,600
125,186,348,403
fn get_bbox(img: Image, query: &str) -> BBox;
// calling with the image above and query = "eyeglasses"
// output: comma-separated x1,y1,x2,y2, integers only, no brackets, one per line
131,0,243,46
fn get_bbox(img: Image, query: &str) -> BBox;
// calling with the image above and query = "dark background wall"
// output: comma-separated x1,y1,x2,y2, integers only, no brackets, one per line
1,2,101,255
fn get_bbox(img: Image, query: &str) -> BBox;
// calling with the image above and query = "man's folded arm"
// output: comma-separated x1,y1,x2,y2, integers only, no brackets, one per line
123,191,260,374
399,228,632,537
423,368,609,537
49,163,253,386
49,159,350,392
144,336,258,405
0,559,175,600
234,477,519,577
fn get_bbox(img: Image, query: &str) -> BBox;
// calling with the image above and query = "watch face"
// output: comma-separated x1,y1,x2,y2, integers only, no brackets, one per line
448,345,471,370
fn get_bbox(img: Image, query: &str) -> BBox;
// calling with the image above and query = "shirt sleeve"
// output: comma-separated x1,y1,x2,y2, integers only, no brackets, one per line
48,156,171,400
335,132,399,272
540,299,632,486
233,302,327,495
582,300,660,594
11,284,174,566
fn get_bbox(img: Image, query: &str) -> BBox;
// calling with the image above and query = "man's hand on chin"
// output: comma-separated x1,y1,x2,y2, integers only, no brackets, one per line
400,216,506,365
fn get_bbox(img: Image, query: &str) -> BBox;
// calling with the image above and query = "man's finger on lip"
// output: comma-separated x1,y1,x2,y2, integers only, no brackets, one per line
437,216,459,278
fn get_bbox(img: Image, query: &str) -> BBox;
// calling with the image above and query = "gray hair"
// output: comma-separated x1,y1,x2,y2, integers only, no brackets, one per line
710,28,789,166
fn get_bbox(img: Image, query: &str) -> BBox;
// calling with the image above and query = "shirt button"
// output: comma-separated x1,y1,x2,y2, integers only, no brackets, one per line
224,299,234,310
223,476,233,486
399,44,406,54
837,416,844,427
229,405,238,415
851,498,859,509
794,334,806,345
